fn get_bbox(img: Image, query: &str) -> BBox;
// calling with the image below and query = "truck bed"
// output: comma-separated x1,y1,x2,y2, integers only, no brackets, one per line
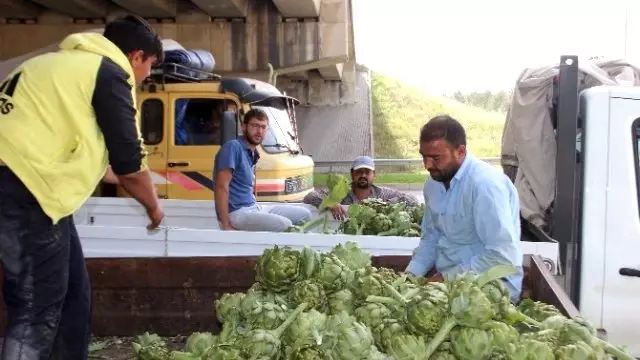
0,254,577,338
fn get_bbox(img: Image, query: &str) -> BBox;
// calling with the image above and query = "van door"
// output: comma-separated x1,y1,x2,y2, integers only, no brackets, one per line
140,95,169,199
601,97,640,356
167,95,238,200
116,95,169,199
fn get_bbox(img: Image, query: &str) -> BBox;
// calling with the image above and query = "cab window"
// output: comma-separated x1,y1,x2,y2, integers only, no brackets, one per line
174,98,238,146
141,99,163,145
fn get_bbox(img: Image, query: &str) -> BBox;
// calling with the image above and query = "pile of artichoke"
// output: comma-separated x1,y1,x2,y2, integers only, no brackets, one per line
132,242,634,360
337,199,424,237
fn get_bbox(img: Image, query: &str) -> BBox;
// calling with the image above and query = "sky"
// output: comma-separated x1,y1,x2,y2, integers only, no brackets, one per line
351,0,638,94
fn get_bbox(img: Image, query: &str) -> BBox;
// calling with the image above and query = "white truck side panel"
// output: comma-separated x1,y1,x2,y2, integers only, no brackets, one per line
74,197,560,272
577,88,611,331
601,95,640,355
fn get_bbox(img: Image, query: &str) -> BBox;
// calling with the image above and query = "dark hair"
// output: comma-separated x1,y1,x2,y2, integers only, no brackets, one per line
103,15,164,63
420,115,466,147
243,108,268,125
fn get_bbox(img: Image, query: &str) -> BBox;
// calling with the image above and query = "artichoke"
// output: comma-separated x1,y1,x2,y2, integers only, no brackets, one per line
539,315,634,360
517,298,563,322
372,319,408,352
329,241,372,270
289,279,327,312
385,334,428,360
483,320,519,354
354,302,392,329
314,253,353,292
284,309,327,346
184,332,216,356
423,264,519,359
255,246,303,293
322,316,376,360
506,338,555,360
215,292,245,323
405,296,446,338
203,344,244,360
240,285,289,321
301,247,321,279
370,213,392,234
284,343,327,360
554,340,602,360
131,332,171,360
241,297,289,330
351,268,386,302
327,288,355,315
450,327,493,360
240,302,308,359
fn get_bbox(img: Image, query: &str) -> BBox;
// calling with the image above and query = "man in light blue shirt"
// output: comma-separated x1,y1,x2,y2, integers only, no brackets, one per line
405,115,523,302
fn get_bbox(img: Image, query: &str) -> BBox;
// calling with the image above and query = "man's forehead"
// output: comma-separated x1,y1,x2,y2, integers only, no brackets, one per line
420,139,451,154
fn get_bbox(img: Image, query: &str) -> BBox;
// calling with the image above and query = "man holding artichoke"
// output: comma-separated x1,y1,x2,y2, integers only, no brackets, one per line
405,115,523,302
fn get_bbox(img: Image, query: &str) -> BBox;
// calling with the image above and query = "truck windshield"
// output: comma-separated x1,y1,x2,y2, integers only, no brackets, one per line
252,100,300,154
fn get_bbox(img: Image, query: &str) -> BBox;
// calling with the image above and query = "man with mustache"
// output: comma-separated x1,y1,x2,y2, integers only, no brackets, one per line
303,155,419,220
405,115,523,303
214,108,312,232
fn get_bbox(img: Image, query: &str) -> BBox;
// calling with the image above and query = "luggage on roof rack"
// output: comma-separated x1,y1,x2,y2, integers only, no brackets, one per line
151,49,220,83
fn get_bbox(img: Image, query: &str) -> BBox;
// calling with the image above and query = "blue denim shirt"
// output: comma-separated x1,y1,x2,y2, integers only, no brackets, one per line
405,153,523,301
212,138,260,215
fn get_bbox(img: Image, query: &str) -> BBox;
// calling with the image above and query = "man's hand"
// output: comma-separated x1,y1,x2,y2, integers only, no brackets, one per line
330,205,347,220
425,272,445,283
220,222,235,231
146,204,165,230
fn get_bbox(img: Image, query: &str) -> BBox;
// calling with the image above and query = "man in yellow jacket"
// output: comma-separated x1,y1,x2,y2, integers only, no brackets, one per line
0,15,164,360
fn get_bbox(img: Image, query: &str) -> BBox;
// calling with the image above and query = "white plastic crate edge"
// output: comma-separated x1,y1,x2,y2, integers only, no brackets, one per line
76,224,560,275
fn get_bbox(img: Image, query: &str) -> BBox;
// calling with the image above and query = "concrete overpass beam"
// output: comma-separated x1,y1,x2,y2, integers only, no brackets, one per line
30,0,108,18
110,0,178,18
317,0,349,80
190,0,248,18
272,0,320,18
0,0,42,19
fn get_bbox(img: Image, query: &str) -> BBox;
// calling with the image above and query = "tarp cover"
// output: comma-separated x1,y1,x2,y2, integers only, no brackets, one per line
501,58,640,231
164,49,215,73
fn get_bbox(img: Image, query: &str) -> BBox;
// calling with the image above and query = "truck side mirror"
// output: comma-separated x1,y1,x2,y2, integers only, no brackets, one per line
221,110,238,145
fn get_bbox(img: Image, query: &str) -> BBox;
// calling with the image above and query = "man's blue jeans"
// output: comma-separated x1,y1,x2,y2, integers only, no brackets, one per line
0,167,91,360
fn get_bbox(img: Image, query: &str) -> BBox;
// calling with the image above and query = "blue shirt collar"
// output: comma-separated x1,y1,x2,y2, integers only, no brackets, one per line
449,153,474,187
239,137,260,164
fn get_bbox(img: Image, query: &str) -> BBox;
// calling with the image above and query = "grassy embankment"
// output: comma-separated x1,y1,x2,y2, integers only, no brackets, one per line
314,72,507,186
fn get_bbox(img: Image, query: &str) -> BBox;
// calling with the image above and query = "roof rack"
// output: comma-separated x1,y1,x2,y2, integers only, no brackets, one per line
149,62,222,84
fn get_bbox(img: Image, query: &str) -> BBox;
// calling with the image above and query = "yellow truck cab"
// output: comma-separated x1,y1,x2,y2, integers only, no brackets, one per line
113,49,315,202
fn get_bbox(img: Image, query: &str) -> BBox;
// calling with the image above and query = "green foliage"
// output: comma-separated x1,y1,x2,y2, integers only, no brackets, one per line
371,72,506,160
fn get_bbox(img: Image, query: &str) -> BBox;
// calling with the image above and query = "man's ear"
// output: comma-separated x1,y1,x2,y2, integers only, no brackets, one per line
455,144,467,158
127,50,144,64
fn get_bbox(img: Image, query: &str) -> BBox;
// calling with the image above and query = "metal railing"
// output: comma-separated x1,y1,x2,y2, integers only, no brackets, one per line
314,157,502,173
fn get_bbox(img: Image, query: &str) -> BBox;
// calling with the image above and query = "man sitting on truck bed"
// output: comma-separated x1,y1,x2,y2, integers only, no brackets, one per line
303,155,420,220
213,108,313,232
405,115,523,302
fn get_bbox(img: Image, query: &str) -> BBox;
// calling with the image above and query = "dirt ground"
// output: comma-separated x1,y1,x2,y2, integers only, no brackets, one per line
88,335,187,360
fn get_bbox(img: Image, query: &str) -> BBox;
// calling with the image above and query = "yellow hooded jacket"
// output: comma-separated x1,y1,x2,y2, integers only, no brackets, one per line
0,32,146,224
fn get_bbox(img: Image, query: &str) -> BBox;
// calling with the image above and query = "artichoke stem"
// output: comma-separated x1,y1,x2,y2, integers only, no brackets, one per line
273,302,308,338
597,338,634,360
383,281,408,303
300,215,330,233
365,295,398,306
424,318,456,359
